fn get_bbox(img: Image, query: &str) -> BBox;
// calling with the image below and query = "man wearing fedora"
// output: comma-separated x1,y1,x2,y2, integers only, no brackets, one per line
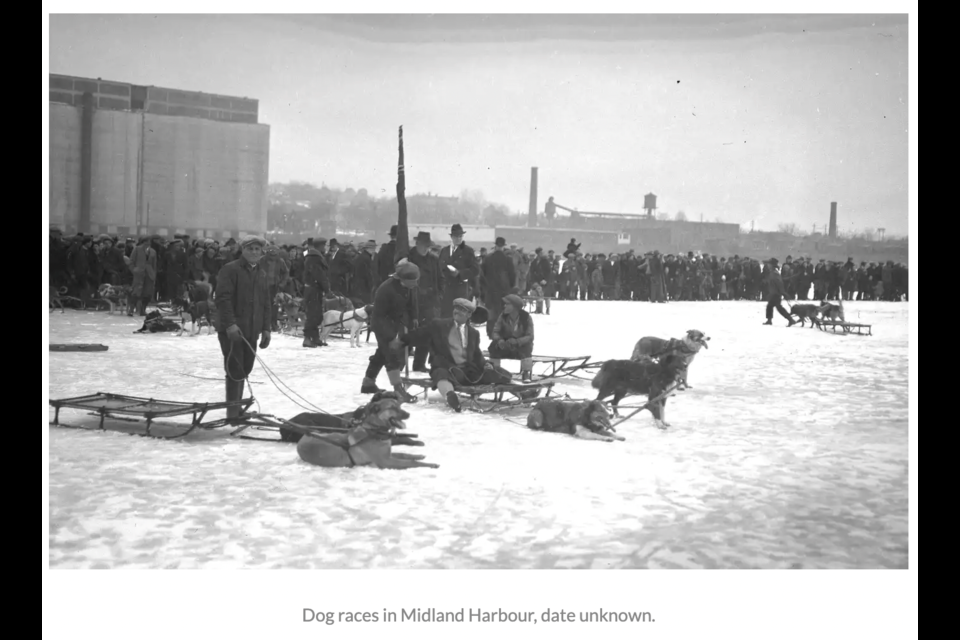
302,237,331,348
439,223,479,316
480,237,517,339
361,262,421,402
407,231,443,372
351,239,378,305
375,225,399,289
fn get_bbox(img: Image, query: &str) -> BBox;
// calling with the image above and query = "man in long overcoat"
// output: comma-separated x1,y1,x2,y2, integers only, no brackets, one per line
438,223,479,316
480,237,517,338
215,236,273,419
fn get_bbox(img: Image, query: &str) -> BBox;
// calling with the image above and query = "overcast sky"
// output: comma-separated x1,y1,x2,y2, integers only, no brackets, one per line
49,14,909,234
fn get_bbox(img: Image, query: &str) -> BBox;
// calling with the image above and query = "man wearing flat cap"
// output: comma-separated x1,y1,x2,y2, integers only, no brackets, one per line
407,231,444,372
302,237,331,348
439,223,479,316
394,297,506,412
480,236,517,339
215,236,273,419
361,261,421,402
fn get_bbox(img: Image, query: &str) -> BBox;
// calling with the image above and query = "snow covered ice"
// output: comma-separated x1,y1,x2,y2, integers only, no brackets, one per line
47,300,908,569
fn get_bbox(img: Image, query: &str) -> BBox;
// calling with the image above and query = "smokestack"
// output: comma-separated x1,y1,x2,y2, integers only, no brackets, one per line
829,202,838,239
528,167,538,227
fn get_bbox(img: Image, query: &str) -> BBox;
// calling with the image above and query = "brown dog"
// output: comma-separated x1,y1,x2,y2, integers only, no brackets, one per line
818,299,845,322
788,303,822,328
591,354,684,428
296,397,438,470
526,399,624,442
631,329,709,390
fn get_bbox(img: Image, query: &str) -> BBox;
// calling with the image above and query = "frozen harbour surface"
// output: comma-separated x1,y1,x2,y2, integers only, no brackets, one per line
47,301,909,569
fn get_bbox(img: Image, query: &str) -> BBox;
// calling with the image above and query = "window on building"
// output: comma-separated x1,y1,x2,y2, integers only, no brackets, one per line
131,85,147,111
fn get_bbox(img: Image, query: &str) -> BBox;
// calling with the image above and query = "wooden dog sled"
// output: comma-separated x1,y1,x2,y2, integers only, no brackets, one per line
479,351,600,383
48,392,254,439
816,320,873,336
402,376,557,414
48,392,424,445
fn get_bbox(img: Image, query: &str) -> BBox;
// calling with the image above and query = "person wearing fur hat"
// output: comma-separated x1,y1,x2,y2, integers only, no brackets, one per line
302,237,331,348
439,223,479,316
361,261,421,402
215,236,273,419
488,294,535,381
393,297,505,412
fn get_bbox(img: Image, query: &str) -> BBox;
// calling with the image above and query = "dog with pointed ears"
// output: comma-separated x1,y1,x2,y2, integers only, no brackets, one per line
526,399,624,442
296,396,439,470
631,329,709,390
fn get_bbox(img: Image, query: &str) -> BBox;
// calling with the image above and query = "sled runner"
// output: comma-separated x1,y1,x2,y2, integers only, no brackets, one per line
402,376,557,414
816,320,873,336
479,351,598,382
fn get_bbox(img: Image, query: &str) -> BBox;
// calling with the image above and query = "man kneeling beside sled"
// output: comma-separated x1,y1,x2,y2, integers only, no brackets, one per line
392,298,510,412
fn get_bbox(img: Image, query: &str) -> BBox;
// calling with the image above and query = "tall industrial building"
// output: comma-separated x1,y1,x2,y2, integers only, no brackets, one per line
48,74,270,238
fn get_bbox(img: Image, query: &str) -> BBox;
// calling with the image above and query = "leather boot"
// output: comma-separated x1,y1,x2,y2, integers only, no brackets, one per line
225,378,241,419
360,377,383,394
387,369,417,403
302,336,317,348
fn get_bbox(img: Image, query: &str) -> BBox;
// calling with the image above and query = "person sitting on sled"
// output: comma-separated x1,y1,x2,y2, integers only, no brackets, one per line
487,294,535,382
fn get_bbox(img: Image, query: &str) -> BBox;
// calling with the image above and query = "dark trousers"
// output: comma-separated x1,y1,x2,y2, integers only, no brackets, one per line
303,287,323,341
649,275,666,302
412,299,439,369
364,328,406,380
218,332,257,381
765,294,792,322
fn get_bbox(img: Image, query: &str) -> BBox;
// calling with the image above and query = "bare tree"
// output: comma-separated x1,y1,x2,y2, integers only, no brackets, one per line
777,222,802,236
674,210,688,222
656,212,672,221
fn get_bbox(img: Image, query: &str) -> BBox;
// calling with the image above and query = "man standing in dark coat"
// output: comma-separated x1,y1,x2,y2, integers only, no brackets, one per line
648,250,666,303
301,237,330,348
375,225,398,289
480,237,517,339
351,239,378,304
215,236,272,419
164,238,188,299
439,223,479,316
326,239,351,296
361,262,420,402
407,231,443,372
763,258,795,326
